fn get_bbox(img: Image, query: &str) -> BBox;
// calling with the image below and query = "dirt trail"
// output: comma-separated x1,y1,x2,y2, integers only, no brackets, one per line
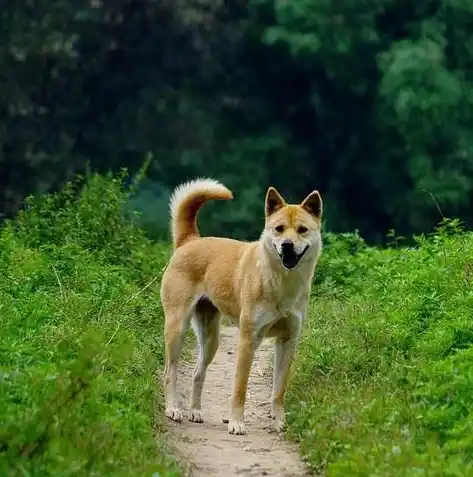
167,326,309,477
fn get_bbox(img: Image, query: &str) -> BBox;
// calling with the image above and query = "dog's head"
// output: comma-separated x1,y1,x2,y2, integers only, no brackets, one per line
261,186,323,270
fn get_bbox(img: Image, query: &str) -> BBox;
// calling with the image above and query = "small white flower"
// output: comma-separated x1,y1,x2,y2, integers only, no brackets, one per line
391,445,401,455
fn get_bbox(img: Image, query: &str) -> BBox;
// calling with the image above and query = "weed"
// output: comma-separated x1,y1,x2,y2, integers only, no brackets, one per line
287,219,473,476
0,171,179,476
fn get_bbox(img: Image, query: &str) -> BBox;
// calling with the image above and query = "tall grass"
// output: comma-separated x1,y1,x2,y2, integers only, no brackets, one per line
0,171,179,477
287,219,473,476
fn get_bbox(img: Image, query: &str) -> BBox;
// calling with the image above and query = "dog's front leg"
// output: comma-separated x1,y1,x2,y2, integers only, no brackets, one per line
270,293,309,432
271,334,297,432
229,316,262,435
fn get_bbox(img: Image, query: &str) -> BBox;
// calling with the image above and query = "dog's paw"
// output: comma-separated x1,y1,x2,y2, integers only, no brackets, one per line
165,407,183,423
188,408,204,423
228,419,247,435
270,408,286,433
272,417,286,433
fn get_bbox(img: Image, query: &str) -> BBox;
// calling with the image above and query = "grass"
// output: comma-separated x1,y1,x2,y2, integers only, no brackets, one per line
3,168,473,477
286,222,473,476
0,171,180,477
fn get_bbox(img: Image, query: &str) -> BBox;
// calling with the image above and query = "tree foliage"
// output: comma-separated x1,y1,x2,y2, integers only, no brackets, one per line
2,0,473,242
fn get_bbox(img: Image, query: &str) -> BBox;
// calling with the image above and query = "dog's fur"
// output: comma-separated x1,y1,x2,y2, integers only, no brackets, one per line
160,178,323,435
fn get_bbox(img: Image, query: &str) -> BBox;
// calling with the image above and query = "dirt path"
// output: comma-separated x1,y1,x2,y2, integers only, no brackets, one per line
167,326,309,477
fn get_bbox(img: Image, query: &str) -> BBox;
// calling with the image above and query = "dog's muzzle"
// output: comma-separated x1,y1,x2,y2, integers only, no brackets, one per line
276,241,309,270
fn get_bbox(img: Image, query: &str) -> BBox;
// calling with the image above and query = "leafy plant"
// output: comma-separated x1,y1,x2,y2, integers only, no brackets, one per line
287,219,473,476
0,171,178,477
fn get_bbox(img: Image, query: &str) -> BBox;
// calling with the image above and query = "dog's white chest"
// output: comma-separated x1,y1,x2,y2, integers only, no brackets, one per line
252,301,303,338
253,278,305,333
271,272,304,309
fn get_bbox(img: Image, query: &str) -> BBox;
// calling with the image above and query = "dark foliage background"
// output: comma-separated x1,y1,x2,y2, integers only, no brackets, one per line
3,0,473,242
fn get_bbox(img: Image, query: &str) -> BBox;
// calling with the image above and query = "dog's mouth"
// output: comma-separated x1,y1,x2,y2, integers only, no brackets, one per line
274,244,310,270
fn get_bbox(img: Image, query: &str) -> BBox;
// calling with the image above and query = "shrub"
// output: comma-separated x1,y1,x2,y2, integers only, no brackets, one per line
287,219,473,476
0,172,178,476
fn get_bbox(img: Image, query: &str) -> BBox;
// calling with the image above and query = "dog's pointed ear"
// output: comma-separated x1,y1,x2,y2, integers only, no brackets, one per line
301,190,323,219
265,187,286,216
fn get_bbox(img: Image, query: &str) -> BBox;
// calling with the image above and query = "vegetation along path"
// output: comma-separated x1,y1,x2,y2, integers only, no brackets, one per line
166,326,309,477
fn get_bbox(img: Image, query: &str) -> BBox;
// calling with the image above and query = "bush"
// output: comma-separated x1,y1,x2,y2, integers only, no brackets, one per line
0,172,179,476
287,219,473,476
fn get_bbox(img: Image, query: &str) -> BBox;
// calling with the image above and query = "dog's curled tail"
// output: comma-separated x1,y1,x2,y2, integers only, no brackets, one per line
169,178,233,249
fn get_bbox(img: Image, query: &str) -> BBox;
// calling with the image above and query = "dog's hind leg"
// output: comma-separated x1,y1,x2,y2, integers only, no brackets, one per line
188,297,220,423
163,300,193,423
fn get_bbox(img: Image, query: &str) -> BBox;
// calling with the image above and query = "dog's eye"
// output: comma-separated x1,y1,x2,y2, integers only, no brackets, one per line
298,226,308,234
275,225,285,233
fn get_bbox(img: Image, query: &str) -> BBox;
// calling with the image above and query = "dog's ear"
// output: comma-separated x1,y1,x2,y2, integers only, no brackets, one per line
265,187,286,216
300,190,323,219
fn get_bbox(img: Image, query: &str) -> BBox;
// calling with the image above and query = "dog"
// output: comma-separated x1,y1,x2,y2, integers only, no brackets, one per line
160,178,323,435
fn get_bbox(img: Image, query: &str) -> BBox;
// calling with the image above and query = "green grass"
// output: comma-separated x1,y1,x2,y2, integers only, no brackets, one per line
4,168,473,477
0,171,180,477
286,221,473,476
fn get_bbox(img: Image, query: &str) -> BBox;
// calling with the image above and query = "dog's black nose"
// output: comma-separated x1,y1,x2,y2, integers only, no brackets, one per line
281,240,294,253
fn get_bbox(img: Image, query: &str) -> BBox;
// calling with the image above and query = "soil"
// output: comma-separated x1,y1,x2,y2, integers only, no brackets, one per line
166,325,309,477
